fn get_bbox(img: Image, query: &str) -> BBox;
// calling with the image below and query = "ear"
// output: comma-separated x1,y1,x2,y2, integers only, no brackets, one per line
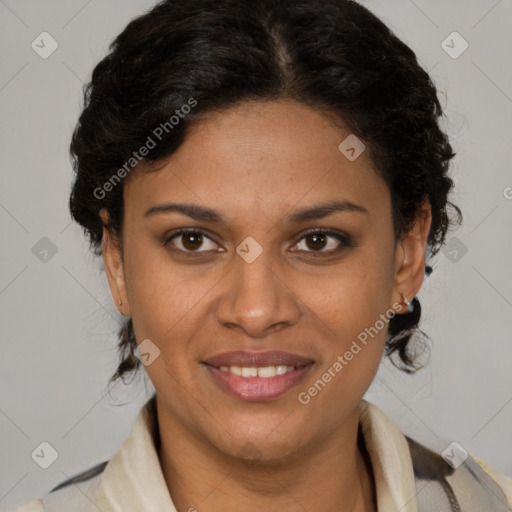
393,200,432,314
99,208,130,316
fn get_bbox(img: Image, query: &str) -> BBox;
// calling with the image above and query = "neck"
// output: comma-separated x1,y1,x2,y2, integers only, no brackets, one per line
155,400,377,512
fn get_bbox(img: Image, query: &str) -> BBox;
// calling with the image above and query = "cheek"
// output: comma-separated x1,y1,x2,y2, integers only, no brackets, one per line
123,245,189,336
311,246,394,330
128,270,206,340
299,273,391,416
304,245,394,383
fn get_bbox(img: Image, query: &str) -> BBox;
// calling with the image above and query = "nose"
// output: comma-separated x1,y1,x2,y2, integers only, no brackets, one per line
215,249,302,338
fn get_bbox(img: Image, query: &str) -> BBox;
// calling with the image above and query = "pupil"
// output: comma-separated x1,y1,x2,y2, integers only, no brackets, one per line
306,233,326,250
183,233,202,250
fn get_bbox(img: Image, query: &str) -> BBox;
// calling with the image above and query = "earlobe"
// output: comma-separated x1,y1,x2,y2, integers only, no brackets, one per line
393,201,432,314
100,209,130,316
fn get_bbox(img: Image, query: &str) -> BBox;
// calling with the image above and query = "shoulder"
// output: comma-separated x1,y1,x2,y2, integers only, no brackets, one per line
473,455,512,509
5,498,44,512
406,435,512,511
5,460,108,512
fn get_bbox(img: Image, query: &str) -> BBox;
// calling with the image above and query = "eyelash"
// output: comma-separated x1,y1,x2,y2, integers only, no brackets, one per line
162,228,353,257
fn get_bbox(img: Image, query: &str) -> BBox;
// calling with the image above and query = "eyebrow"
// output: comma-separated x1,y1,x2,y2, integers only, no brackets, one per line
144,203,224,222
143,200,369,223
285,200,369,223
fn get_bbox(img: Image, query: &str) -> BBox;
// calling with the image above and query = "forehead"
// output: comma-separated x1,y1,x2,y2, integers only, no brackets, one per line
124,100,389,222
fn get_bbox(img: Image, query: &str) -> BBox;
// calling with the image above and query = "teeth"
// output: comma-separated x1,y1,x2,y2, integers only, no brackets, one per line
257,366,277,378
228,365,242,376
218,365,296,377
241,367,258,377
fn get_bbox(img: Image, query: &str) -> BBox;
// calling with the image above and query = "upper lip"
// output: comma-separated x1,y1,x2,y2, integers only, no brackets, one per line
204,350,314,368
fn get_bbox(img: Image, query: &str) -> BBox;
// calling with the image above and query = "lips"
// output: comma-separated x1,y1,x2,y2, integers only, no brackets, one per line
203,350,315,401
203,350,314,369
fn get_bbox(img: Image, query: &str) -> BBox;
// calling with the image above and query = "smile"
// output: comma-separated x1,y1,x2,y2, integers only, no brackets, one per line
202,349,315,401
218,365,297,377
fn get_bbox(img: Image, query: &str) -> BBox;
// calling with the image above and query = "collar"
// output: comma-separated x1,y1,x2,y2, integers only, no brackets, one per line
92,395,419,512
359,400,419,512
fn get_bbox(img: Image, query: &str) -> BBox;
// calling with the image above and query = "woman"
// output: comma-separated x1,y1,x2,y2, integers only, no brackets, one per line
10,0,511,510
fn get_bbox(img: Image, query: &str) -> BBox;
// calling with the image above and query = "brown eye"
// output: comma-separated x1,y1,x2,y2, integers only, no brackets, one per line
292,230,351,254
165,230,220,253
305,233,328,251
181,232,203,251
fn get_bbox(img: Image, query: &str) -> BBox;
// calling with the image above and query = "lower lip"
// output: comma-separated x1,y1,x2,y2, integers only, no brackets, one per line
204,364,313,402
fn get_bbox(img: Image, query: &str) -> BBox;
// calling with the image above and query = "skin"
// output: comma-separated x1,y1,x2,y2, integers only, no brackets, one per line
100,99,431,512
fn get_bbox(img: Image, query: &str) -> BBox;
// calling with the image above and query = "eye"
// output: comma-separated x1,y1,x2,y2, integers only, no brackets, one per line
163,228,352,256
164,229,221,253
291,229,351,254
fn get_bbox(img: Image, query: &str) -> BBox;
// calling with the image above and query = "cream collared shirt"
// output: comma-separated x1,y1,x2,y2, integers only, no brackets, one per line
9,397,512,512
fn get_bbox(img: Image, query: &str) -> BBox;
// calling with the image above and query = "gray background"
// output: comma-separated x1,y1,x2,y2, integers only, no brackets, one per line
1,0,511,509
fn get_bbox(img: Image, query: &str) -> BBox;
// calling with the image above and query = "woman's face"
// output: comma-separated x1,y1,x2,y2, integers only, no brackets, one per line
102,99,430,462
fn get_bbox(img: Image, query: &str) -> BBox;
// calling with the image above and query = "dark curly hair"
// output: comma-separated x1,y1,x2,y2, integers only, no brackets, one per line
68,0,462,386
